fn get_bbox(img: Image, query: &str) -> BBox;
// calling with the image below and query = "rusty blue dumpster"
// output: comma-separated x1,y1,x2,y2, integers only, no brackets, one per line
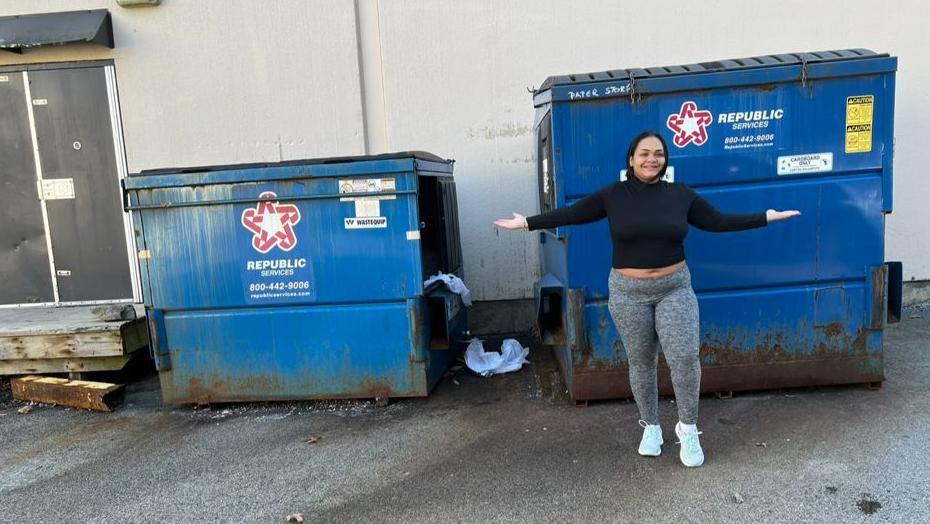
531,49,902,401
124,152,466,403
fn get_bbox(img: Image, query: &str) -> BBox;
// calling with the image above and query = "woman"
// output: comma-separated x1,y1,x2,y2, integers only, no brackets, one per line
494,130,800,467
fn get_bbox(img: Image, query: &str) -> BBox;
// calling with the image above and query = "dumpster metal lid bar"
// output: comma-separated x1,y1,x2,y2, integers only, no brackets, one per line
125,155,451,191
136,151,451,177
0,9,113,54
541,54,896,106
535,49,894,104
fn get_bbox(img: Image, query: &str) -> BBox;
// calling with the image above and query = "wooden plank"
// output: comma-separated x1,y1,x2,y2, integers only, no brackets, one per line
11,375,125,412
0,314,148,361
0,355,131,375
0,331,124,360
0,304,144,336
120,318,149,353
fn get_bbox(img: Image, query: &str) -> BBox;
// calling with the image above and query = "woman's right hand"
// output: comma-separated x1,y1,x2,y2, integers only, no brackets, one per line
493,212,528,230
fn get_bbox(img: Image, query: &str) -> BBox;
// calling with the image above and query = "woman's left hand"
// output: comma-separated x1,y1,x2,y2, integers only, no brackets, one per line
766,209,801,222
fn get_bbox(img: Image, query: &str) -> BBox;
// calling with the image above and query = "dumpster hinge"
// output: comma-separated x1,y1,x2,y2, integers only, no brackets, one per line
800,56,809,88
627,70,639,104
147,308,172,371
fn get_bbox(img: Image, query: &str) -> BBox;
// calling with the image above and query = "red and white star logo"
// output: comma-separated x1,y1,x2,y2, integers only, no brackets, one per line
241,192,301,253
666,101,713,148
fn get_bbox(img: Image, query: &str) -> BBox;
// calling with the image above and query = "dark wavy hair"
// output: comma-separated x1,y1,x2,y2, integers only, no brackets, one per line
625,131,670,180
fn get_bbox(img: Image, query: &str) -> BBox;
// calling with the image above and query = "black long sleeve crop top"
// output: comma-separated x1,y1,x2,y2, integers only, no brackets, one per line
526,176,768,269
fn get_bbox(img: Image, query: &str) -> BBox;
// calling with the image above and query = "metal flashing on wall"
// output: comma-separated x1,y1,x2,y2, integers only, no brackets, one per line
105,65,142,303
0,10,113,54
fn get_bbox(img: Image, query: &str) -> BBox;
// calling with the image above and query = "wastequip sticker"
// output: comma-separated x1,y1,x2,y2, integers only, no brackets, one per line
239,192,315,303
339,178,393,230
344,217,387,229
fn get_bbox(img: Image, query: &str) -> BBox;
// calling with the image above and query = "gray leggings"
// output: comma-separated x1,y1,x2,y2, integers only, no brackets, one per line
607,265,701,425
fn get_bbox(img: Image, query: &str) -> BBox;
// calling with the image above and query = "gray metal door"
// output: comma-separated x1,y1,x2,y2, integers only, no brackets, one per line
28,67,133,303
0,72,55,304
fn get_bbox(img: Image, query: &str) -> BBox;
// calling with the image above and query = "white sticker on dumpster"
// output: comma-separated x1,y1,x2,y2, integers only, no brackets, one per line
345,217,387,229
777,153,833,175
354,198,381,218
338,178,396,194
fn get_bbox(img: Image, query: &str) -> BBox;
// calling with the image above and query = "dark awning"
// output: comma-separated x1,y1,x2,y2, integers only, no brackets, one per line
0,9,113,54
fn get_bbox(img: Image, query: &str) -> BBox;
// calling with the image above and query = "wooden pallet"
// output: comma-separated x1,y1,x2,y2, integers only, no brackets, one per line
0,305,148,375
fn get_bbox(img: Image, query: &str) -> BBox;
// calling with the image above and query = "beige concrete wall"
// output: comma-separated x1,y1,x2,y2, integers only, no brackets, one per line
376,0,929,299
0,0,366,172
2,1,927,301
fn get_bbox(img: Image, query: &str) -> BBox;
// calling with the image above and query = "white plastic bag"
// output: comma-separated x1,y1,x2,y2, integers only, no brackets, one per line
464,338,530,377
423,272,472,306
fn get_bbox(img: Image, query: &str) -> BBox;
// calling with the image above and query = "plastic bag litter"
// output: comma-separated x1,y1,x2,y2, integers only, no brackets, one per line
464,338,530,377
423,272,472,306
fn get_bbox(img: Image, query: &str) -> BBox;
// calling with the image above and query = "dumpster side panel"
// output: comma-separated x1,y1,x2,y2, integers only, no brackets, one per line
157,302,426,403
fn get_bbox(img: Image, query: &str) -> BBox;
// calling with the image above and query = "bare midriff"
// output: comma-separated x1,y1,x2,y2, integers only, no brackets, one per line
614,260,686,279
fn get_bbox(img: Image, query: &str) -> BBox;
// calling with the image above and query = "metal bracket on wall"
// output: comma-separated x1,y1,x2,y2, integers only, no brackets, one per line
116,0,161,6
40,178,75,200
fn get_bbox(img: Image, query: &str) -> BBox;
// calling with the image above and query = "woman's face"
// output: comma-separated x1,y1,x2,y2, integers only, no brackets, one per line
629,136,666,183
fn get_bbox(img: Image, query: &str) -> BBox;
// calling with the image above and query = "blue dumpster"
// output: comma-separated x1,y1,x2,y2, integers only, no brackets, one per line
531,49,902,401
124,152,466,403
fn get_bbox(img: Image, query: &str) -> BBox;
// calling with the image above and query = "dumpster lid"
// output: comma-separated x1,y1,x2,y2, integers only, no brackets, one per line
0,9,113,53
535,49,894,104
136,151,451,176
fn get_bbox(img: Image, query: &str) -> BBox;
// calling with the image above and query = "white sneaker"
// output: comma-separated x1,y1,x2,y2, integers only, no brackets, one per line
638,420,663,457
675,422,705,467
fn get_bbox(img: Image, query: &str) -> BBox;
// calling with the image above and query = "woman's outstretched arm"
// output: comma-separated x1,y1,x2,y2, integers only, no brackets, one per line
688,194,800,232
494,187,609,230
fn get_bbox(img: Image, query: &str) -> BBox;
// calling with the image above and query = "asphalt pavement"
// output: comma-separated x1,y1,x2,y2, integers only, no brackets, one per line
1,306,928,523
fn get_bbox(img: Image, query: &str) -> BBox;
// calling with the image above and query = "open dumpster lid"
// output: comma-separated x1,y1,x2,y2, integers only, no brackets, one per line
0,9,113,53
534,49,896,106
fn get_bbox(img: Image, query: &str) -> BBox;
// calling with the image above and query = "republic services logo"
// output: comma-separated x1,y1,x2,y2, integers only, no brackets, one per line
241,192,301,253
666,101,713,148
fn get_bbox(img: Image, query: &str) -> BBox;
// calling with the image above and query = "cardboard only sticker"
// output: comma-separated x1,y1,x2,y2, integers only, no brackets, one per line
777,153,833,175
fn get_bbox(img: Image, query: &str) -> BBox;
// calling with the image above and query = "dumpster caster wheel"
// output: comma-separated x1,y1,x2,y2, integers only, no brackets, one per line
867,381,884,390
374,396,390,407
574,400,589,408
715,391,734,400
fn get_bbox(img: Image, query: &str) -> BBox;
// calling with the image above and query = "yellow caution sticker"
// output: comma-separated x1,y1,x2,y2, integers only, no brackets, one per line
845,95,874,153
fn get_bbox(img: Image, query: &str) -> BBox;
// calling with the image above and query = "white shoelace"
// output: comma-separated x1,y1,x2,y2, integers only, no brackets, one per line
676,430,703,452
